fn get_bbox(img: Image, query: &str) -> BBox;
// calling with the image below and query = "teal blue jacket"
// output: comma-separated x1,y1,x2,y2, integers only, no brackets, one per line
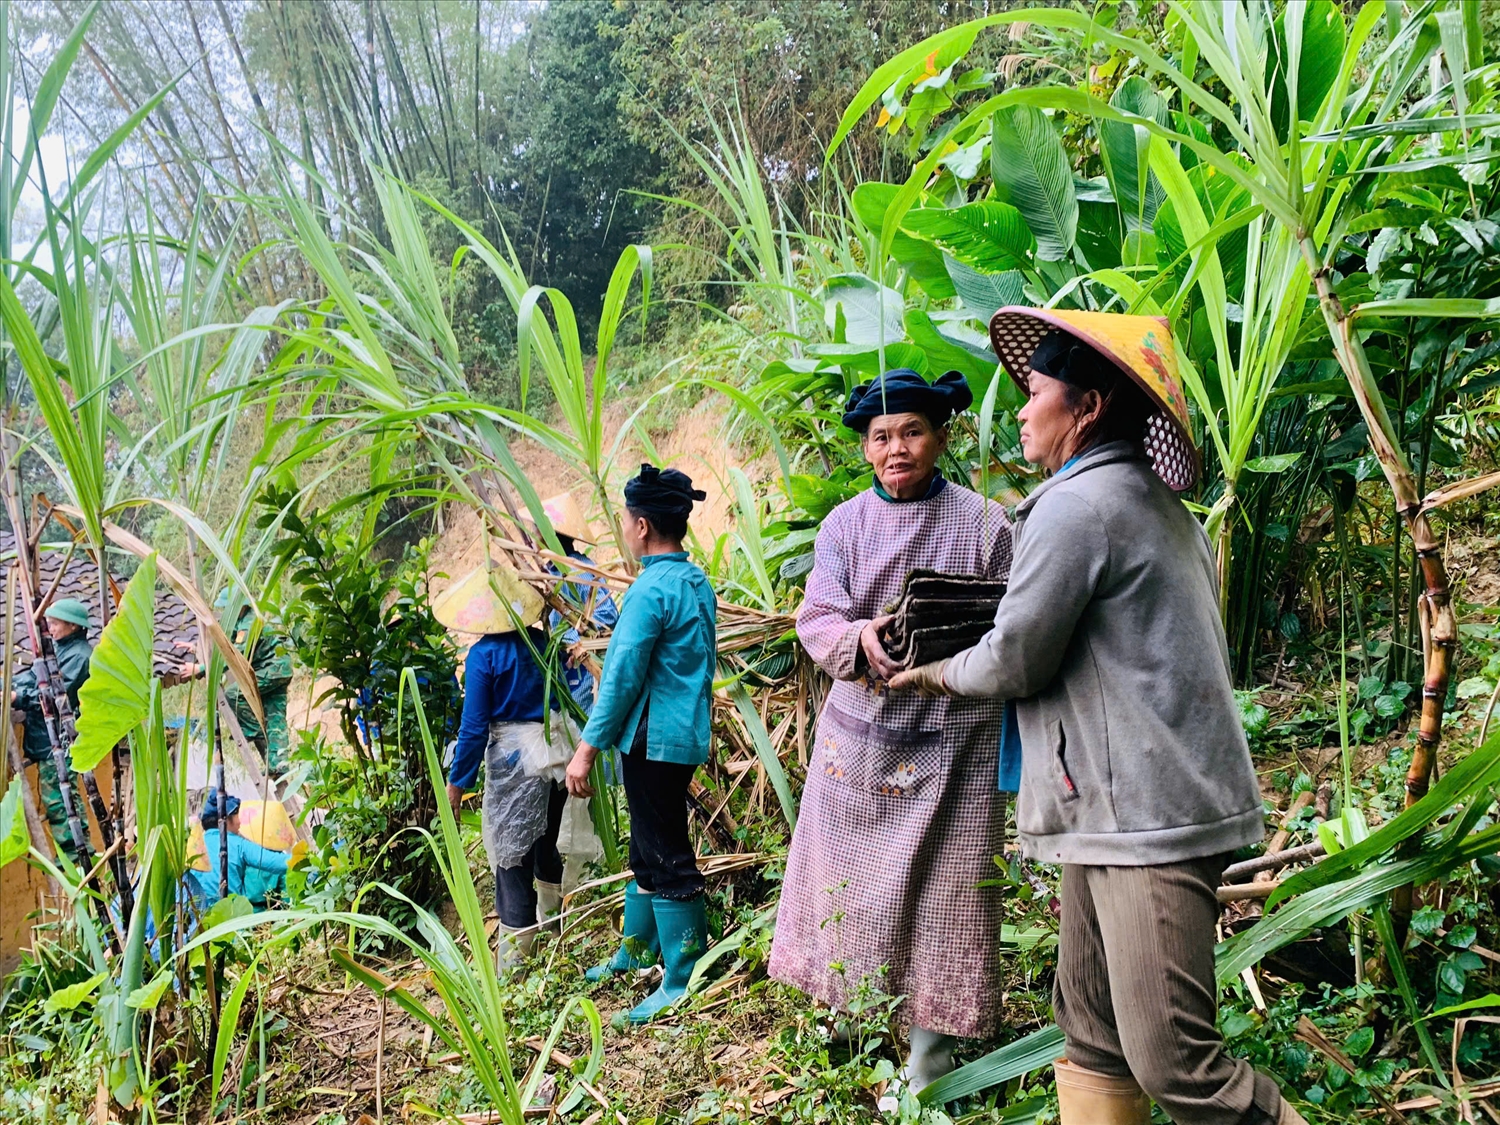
191,829,290,909
582,552,716,765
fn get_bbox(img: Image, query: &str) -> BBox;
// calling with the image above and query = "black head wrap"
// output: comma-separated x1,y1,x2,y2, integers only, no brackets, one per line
1028,332,1120,393
623,463,706,519
200,788,241,830
841,368,973,433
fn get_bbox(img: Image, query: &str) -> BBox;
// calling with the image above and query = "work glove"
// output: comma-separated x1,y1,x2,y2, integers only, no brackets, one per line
888,659,952,697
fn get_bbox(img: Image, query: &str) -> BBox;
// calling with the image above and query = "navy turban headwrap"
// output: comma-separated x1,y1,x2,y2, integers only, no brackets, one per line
841,368,973,433
624,463,706,518
200,788,241,830
1028,331,1119,393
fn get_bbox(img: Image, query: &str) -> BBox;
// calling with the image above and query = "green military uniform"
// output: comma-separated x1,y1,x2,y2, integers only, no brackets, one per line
12,612,94,859
225,609,292,776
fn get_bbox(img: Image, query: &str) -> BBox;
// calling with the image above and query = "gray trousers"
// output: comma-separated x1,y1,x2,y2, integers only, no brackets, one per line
1054,856,1284,1125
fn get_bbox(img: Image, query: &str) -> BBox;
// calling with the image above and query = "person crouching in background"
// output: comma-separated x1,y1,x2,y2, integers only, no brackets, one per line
565,464,716,1024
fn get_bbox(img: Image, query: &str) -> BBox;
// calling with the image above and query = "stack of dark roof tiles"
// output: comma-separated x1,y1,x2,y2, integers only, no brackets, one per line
881,569,1006,670
0,533,199,681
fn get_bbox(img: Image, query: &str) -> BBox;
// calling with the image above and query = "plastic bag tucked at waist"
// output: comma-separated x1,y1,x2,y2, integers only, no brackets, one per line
512,713,578,782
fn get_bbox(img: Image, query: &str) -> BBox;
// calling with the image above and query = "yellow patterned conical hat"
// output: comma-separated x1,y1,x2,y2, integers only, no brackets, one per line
433,562,545,634
536,491,597,544
988,306,1200,491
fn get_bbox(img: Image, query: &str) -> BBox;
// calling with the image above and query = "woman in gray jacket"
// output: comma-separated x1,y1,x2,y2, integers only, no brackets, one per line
892,308,1303,1125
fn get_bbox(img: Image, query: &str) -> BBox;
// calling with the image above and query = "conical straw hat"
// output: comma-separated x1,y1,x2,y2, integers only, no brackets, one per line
433,562,545,634
988,306,1200,491
537,491,597,544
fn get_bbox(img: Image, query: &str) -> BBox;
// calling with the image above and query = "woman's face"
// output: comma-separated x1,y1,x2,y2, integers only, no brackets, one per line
621,513,651,560
862,412,947,499
1019,371,1099,473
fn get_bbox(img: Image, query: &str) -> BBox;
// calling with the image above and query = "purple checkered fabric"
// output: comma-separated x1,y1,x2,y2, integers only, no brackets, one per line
770,482,1013,1037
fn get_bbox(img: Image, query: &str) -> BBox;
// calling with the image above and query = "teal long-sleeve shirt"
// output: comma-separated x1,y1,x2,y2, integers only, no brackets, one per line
192,829,290,908
581,552,716,765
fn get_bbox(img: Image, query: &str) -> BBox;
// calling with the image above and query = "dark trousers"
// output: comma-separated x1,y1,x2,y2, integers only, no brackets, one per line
621,730,704,900
1054,856,1284,1125
493,781,567,929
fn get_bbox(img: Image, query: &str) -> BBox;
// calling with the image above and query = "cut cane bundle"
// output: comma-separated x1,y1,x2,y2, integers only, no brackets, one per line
881,569,1005,669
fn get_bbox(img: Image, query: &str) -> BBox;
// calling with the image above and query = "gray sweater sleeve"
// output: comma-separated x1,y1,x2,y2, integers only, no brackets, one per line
944,490,1110,699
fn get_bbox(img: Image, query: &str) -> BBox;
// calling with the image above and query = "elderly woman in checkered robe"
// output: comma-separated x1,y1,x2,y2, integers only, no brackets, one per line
769,368,1012,1095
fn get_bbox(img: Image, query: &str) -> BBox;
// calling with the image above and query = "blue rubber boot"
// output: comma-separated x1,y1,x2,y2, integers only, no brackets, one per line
626,894,706,1024
585,881,659,983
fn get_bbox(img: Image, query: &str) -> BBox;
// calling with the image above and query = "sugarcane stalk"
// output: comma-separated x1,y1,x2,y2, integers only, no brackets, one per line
0,447,91,865
1302,238,1458,936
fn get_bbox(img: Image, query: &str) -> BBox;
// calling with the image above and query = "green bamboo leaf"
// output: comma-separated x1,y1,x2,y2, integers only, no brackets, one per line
1351,296,1500,321
729,682,796,829
72,553,156,772
210,952,265,1111
989,106,1077,260
1269,729,1500,908
919,1024,1065,1104
1310,113,1500,141
0,776,31,867
11,1,99,213
902,202,1034,273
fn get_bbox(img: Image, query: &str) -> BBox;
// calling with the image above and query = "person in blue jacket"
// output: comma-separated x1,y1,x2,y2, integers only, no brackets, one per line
191,789,292,910
437,561,573,971
566,463,717,1023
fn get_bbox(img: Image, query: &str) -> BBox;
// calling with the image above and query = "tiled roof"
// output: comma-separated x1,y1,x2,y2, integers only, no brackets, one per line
2,534,199,680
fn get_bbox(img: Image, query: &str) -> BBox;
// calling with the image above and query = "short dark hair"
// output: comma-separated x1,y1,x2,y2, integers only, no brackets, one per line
627,504,687,542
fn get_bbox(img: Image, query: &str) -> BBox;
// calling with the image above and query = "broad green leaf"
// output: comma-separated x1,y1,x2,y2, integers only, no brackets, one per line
990,106,1077,260
904,309,997,386
1099,76,1168,231
72,553,157,772
0,775,31,867
1267,0,1346,134
199,893,255,933
947,258,1026,322
1244,453,1304,474
44,972,107,1013
820,275,905,348
902,201,1035,273
127,970,172,1011
851,183,956,300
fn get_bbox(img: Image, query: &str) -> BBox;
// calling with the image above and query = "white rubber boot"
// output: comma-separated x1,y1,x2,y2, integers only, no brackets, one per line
878,1026,956,1113
495,923,537,975
535,880,564,936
